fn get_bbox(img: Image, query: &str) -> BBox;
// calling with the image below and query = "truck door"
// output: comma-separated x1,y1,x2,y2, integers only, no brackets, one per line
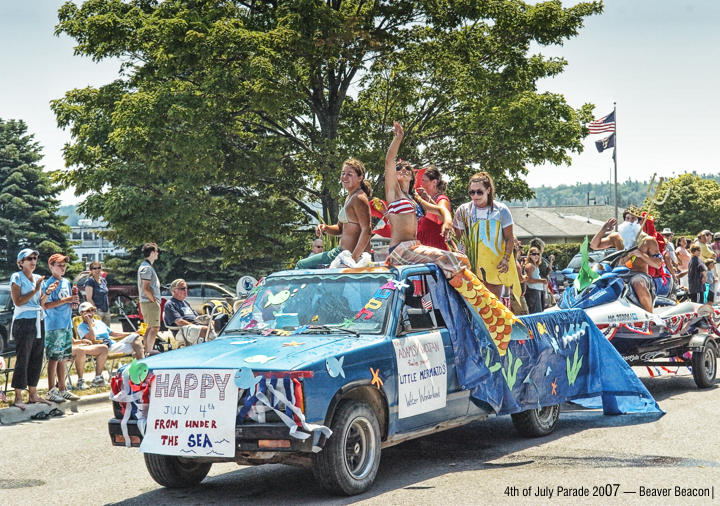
393,271,469,433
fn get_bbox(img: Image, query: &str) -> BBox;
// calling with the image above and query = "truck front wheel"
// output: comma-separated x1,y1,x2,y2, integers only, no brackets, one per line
312,400,381,495
143,453,212,488
511,404,560,437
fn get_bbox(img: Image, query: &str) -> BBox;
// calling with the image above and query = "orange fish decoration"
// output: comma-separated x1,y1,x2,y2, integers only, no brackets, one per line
449,268,521,356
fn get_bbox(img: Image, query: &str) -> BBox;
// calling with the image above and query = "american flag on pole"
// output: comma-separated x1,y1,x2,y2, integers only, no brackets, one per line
421,293,433,311
588,111,615,134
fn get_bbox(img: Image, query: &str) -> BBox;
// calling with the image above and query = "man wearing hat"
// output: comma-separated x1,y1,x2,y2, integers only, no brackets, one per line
694,230,716,263
661,228,678,271
40,253,80,402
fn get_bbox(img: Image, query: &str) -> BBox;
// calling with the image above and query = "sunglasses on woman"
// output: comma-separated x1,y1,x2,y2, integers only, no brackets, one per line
468,190,485,196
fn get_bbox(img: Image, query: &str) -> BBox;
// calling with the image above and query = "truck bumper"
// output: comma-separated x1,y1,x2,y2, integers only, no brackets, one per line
108,419,327,453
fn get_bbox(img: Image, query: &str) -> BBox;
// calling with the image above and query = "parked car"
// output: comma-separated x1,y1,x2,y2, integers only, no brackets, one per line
74,271,139,314
160,281,239,315
107,264,659,495
0,283,15,354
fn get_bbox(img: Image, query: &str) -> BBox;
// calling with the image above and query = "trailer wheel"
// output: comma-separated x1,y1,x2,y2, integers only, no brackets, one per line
692,341,717,388
143,453,211,488
511,404,560,437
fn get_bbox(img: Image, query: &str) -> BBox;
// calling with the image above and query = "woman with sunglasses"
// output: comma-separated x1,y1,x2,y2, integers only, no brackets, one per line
416,166,452,250
524,247,548,314
9,248,51,409
85,261,111,325
297,158,372,269
453,172,518,299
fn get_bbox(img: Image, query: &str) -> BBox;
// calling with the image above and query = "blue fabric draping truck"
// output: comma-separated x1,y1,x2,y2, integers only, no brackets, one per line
107,264,661,496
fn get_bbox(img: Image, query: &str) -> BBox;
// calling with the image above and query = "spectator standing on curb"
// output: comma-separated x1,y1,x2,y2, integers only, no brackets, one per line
10,248,50,409
675,236,691,288
137,242,161,356
694,230,716,263
661,228,678,271
85,261,111,325
687,245,707,304
41,253,79,402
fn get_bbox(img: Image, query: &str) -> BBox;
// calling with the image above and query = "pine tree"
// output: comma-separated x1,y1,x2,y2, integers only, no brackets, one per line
0,118,73,276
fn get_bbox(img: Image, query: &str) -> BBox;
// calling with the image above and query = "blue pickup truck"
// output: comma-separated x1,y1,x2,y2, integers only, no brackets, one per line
108,264,660,495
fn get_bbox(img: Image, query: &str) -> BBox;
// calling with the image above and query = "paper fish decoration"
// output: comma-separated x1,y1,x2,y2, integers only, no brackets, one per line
128,359,149,384
235,367,262,389
326,356,345,378
245,355,276,364
264,290,291,307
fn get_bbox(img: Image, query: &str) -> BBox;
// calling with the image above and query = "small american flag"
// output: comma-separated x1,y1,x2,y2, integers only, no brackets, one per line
588,111,615,134
421,293,433,311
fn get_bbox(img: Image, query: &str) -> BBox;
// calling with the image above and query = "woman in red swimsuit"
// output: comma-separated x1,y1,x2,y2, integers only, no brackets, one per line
416,166,451,250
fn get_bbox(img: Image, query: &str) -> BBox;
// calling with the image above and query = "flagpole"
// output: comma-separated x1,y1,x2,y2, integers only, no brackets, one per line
613,102,618,226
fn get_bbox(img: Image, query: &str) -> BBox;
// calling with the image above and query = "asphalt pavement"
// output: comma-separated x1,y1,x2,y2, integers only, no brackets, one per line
1,367,719,505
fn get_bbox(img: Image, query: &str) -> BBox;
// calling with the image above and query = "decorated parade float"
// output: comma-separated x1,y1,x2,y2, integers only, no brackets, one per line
108,264,661,496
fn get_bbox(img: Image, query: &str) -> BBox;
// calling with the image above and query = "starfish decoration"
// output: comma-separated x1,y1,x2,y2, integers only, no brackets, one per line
370,367,384,390
261,328,274,336
339,317,355,328
379,280,397,291
551,377,558,395
390,279,409,291
283,340,305,347
274,329,292,336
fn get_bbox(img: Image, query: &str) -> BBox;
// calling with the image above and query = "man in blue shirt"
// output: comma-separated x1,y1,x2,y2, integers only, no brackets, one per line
163,278,210,345
41,253,80,402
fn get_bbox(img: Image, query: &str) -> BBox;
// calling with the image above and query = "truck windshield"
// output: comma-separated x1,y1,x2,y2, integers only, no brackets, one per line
222,273,395,335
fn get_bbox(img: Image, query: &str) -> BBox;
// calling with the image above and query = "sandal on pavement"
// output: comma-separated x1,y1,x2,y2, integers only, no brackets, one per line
31,411,49,420
48,408,63,417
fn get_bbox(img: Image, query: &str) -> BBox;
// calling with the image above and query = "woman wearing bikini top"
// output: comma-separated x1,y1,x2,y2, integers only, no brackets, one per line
384,121,467,277
296,158,371,269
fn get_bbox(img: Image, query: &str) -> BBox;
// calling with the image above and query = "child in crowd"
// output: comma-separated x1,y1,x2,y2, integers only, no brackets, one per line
704,259,715,303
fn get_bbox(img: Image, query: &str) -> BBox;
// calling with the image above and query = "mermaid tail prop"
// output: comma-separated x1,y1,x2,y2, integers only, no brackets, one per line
450,268,519,356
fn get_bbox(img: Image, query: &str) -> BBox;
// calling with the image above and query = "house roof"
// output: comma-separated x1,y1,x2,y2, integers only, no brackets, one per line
509,205,615,242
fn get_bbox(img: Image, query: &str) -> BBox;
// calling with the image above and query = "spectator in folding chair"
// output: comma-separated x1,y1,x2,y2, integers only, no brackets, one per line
77,302,144,362
163,279,212,346
71,335,109,389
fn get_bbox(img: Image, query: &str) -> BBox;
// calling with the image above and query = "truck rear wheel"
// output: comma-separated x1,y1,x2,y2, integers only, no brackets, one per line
511,404,560,437
312,400,381,495
143,453,212,488
692,341,717,388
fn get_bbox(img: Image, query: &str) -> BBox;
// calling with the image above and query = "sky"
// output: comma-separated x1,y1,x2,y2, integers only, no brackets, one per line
1,1,719,204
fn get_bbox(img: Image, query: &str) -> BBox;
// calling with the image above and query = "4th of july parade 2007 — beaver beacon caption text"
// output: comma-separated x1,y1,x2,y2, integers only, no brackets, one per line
503,484,715,500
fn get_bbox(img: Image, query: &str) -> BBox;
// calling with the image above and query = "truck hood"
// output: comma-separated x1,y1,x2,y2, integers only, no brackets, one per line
140,333,380,372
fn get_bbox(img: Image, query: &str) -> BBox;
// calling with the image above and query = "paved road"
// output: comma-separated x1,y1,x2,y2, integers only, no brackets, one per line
1,370,718,505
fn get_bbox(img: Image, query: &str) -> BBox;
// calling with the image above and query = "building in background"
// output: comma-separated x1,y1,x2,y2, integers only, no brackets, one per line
69,219,126,266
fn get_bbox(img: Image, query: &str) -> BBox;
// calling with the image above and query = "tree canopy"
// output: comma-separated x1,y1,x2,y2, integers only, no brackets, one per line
0,118,75,276
653,173,720,236
53,0,601,270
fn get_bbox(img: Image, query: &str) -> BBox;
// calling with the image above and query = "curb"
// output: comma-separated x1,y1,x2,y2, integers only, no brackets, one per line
0,390,111,426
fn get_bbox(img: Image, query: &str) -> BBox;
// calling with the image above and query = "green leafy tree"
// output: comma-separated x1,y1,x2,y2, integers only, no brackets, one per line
0,118,74,276
653,174,720,236
53,0,601,268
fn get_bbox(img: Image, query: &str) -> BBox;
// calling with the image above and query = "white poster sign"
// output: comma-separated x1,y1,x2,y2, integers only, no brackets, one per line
393,331,447,419
140,369,239,457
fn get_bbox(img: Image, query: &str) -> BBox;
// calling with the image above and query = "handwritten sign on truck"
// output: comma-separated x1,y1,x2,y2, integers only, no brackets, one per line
140,369,239,457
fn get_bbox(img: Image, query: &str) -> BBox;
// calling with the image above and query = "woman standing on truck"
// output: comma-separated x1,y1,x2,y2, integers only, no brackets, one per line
296,159,372,269
85,261,111,325
416,166,452,250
